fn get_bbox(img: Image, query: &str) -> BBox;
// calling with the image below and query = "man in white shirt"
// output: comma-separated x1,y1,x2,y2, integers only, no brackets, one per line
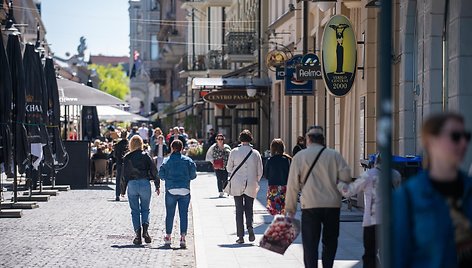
286,126,351,268
138,123,149,143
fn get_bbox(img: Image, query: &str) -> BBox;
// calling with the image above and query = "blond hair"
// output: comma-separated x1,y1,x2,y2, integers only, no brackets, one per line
129,135,144,152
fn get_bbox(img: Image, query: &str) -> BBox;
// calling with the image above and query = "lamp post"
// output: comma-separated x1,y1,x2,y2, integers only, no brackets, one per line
378,0,393,267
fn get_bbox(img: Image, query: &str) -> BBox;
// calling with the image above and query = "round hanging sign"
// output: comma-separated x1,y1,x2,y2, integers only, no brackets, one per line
321,15,357,97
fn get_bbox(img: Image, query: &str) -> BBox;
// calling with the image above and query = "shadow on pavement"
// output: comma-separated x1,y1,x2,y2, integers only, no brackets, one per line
111,244,145,249
204,197,223,200
76,185,114,191
151,245,187,251
107,199,128,202
218,243,255,248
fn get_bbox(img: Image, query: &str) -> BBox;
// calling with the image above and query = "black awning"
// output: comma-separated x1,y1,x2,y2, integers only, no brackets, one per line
222,63,258,78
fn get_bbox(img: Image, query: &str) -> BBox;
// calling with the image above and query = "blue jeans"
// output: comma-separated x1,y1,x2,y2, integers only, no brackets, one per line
165,191,190,235
127,179,152,231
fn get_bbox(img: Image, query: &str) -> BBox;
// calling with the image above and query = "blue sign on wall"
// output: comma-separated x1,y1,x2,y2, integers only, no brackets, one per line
276,67,285,80
285,54,314,95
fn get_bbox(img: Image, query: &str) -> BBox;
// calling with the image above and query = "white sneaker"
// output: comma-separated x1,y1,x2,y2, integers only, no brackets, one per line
219,192,224,198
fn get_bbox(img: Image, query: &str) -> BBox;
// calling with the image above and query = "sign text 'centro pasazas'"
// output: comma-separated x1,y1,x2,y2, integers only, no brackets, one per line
203,90,259,105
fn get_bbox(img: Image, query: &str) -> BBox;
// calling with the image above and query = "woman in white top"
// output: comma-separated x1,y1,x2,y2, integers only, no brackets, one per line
226,130,263,244
338,153,401,268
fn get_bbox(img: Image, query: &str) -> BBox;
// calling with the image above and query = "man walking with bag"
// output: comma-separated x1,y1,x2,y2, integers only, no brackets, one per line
285,127,351,268
225,130,263,244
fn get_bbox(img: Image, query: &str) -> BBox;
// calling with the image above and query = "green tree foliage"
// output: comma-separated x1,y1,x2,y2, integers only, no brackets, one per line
88,64,130,100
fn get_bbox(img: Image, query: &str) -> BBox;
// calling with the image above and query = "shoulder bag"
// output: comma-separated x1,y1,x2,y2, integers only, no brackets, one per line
223,149,253,193
301,147,326,192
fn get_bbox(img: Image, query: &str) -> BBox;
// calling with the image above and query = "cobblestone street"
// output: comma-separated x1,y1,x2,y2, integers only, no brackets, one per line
0,182,195,268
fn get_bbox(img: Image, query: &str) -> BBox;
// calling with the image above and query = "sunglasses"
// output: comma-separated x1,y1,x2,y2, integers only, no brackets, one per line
216,138,224,141
449,131,471,143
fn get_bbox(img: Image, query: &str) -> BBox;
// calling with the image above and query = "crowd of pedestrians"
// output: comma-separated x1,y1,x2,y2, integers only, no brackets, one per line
109,112,472,268
201,113,472,268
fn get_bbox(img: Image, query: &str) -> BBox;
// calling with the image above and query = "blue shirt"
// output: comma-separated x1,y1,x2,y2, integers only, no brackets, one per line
393,171,472,268
158,152,197,190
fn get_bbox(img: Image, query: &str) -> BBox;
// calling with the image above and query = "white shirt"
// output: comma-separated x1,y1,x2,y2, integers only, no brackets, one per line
338,166,401,227
168,188,190,195
138,127,149,140
157,144,164,158
226,145,263,198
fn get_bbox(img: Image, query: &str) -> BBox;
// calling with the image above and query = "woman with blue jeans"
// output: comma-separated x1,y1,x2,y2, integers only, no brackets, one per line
121,135,160,245
159,139,197,248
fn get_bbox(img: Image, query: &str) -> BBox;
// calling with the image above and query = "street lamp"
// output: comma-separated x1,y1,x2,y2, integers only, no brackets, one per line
246,84,257,97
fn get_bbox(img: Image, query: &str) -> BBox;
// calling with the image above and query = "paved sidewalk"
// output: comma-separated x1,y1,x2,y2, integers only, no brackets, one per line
0,180,195,268
191,172,363,268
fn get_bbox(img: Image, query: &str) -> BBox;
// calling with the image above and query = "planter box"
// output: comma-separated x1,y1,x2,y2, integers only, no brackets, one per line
188,154,206,161
194,160,214,172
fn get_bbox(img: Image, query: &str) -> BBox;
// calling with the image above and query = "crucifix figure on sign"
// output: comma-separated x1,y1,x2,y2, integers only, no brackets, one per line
329,23,350,74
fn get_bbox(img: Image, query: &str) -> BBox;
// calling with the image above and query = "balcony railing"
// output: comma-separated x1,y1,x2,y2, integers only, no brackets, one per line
150,68,167,85
207,50,228,69
225,32,256,55
179,51,229,71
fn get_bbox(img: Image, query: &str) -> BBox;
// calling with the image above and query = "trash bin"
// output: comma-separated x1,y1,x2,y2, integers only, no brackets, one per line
392,155,423,181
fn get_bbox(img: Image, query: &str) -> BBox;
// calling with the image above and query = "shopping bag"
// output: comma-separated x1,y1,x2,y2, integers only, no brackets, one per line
259,215,301,255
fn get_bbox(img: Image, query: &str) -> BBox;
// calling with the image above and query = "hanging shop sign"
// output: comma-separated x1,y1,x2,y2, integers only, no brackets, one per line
203,90,259,105
276,67,285,80
321,15,357,97
285,54,313,95
266,50,288,71
295,53,322,80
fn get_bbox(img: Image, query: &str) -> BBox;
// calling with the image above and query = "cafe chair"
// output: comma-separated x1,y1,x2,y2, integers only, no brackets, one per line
92,159,109,185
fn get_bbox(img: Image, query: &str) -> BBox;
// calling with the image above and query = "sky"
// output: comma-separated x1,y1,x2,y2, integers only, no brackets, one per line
41,0,130,58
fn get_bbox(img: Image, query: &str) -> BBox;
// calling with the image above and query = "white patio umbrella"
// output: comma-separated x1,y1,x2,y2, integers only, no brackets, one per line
96,106,149,122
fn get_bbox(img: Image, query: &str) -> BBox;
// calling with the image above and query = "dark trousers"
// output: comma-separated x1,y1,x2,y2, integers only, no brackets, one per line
215,169,228,192
301,208,340,268
234,194,254,238
363,225,379,268
115,162,123,198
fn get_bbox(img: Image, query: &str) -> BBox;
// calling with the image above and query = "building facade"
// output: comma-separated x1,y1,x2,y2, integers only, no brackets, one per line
179,0,270,146
266,0,472,177
128,0,187,116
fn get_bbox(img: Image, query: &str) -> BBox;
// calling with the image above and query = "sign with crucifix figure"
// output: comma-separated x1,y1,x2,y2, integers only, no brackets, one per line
321,15,357,97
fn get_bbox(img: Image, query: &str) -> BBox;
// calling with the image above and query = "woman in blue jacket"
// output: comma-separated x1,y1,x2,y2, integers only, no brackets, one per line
159,139,197,249
393,113,472,268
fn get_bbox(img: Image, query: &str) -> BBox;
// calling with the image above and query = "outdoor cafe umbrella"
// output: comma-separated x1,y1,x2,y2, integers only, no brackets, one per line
23,43,54,168
81,106,100,141
7,32,30,201
96,105,149,122
44,57,67,166
0,28,13,176
7,32,29,173
57,79,126,106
